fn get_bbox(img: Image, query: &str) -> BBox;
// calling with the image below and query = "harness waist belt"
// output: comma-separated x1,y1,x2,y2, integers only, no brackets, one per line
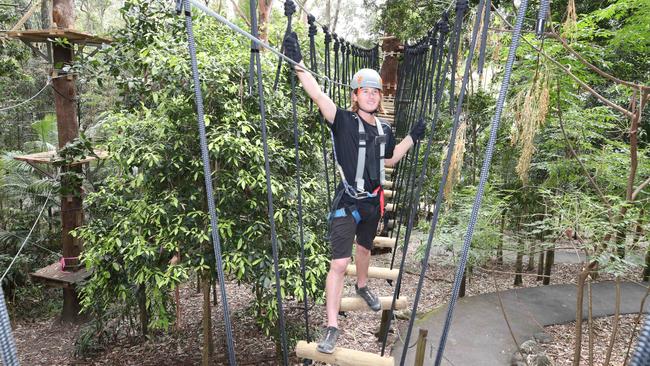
331,207,361,224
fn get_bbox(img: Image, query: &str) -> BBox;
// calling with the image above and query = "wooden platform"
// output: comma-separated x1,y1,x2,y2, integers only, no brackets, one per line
6,28,111,45
345,265,398,281
30,262,90,288
340,295,408,311
296,341,394,366
13,149,108,165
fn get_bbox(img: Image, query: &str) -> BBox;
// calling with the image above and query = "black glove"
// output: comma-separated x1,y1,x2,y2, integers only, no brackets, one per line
283,32,302,64
409,118,426,142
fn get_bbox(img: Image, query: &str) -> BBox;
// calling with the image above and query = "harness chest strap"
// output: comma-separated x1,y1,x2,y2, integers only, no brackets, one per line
352,114,386,194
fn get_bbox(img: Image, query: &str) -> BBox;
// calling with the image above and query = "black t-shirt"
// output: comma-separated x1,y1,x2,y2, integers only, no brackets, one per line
330,108,396,207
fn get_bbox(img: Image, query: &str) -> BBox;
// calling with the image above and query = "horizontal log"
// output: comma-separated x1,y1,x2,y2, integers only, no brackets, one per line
385,203,395,212
374,236,396,248
340,296,408,311
384,189,394,198
345,265,398,280
296,341,394,366
385,168,395,175
383,180,393,188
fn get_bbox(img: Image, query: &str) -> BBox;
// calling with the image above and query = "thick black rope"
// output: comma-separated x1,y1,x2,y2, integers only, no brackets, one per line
631,316,650,365
248,1,290,363
477,0,491,76
308,17,332,211
282,0,312,347
448,0,469,115
383,18,455,356
323,27,338,191
435,1,529,364
398,1,486,363
389,23,449,277
272,0,297,91
178,1,237,364
333,35,341,106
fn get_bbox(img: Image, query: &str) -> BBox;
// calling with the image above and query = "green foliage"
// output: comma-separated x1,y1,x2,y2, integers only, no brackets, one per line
74,0,329,340
418,185,506,267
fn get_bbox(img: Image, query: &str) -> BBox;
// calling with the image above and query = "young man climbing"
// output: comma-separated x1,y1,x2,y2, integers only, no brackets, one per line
283,32,426,353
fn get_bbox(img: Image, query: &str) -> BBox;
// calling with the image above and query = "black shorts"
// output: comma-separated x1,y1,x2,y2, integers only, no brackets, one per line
329,201,381,260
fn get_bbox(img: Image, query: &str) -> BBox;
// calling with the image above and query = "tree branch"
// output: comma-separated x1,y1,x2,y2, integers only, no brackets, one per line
229,0,251,28
491,5,634,119
555,79,613,217
632,177,650,202
550,33,648,90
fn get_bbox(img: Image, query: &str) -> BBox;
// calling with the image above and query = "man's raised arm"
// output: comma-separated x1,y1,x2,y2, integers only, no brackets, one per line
284,32,337,123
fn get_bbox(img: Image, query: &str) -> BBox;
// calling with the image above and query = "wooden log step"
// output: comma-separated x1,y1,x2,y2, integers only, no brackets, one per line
385,219,395,229
296,341,394,366
383,180,394,188
385,168,394,175
385,203,395,212
345,265,398,280
340,295,408,311
384,189,394,198
373,236,396,248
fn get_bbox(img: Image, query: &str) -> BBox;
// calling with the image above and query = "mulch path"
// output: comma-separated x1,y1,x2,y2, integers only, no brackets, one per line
541,314,646,366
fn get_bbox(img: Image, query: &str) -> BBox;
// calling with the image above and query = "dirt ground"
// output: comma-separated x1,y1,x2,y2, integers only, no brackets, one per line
10,234,647,365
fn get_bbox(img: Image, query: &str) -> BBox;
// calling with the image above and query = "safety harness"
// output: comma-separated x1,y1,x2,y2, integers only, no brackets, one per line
328,113,387,227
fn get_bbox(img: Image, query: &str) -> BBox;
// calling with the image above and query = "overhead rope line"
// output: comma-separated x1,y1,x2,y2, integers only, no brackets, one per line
0,80,51,112
177,1,237,364
187,0,349,88
434,0,529,363
0,188,53,282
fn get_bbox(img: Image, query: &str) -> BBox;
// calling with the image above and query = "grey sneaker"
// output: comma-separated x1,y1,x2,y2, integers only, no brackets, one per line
356,284,381,311
317,326,339,354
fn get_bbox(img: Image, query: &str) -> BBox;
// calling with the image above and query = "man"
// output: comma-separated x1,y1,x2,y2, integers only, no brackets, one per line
283,32,425,353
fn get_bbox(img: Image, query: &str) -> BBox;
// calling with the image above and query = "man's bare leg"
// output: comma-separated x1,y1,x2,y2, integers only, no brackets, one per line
355,244,371,288
325,257,350,328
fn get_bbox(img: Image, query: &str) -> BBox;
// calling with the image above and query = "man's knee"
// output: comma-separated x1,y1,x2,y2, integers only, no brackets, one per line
355,244,371,256
329,257,350,274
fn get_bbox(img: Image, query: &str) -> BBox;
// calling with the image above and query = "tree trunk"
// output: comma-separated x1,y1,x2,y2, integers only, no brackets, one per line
41,0,51,28
331,0,342,33
257,0,273,44
325,0,331,25
527,241,535,272
514,242,523,286
201,270,214,366
138,284,148,337
633,208,645,248
497,211,505,265
537,249,545,281
52,0,83,324
572,261,598,366
543,244,554,285
643,246,650,281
